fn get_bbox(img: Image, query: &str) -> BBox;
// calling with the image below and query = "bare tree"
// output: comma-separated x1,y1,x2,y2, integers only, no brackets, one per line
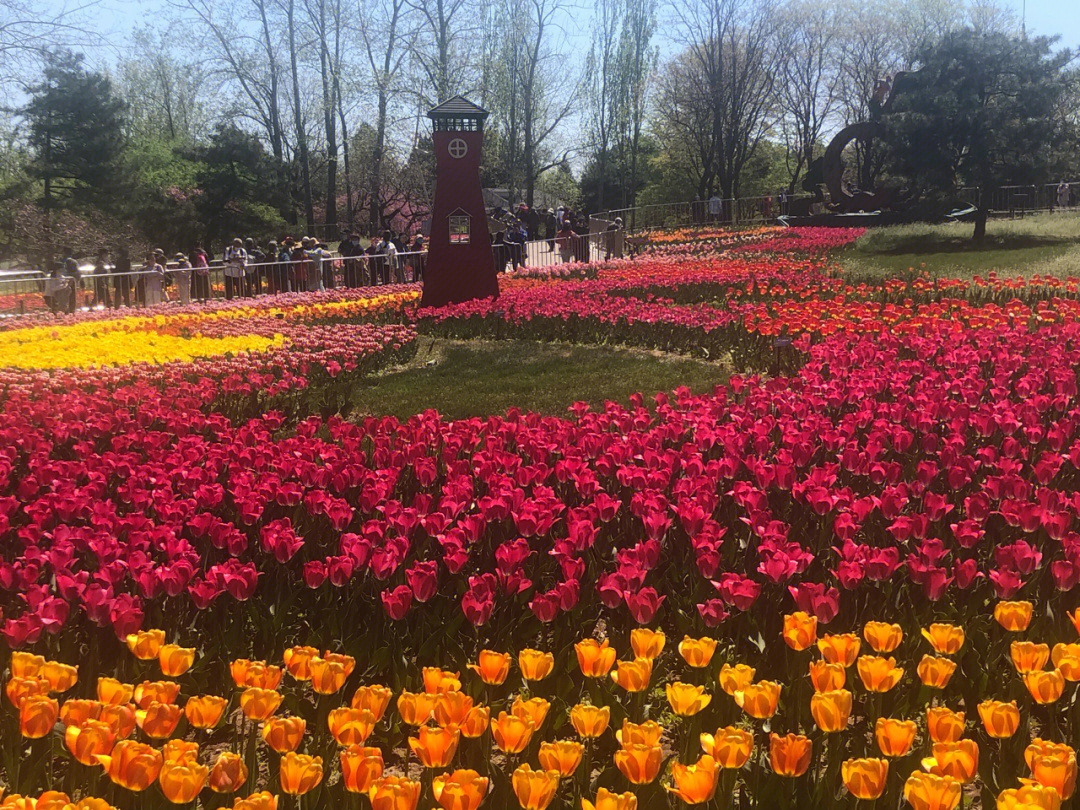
357,0,415,235
775,0,842,190
669,0,780,198
282,0,315,226
303,0,347,229
586,0,624,212
117,27,208,142
616,0,657,208
0,0,104,93
407,0,475,106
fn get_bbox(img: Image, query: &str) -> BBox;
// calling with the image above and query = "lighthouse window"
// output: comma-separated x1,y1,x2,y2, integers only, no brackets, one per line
449,214,471,244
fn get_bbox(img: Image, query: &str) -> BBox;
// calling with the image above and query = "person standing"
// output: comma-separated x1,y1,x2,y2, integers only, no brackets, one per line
44,261,71,314
556,220,575,264
172,253,192,306
1057,180,1071,211
244,238,264,296
92,248,111,308
277,239,294,292
605,217,624,260
302,237,322,292
410,234,425,282
61,256,80,313
142,252,166,305
338,232,358,287
113,245,132,307
380,231,397,283
318,241,335,289
223,238,247,299
191,246,211,301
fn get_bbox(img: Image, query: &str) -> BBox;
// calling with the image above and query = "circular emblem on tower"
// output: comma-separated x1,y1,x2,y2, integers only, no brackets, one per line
447,138,468,159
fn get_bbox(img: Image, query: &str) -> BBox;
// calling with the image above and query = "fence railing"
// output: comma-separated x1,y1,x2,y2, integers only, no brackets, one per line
0,235,622,317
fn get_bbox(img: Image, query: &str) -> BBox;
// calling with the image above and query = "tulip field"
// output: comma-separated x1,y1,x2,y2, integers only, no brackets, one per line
4,226,1080,810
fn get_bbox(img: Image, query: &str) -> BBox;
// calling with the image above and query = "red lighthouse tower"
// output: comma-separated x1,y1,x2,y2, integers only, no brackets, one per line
420,96,499,308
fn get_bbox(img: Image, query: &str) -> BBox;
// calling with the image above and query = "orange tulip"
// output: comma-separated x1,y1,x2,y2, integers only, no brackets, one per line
616,720,664,748
1026,739,1077,800
433,769,489,810
922,740,979,783
518,649,555,681
340,745,383,793
185,695,227,729
231,660,283,690
351,684,394,720
770,733,813,777
491,711,533,753
321,651,356,676
576,639,617,678
261,716,306,753
630,628,666,661
126,629,165,660
667,755,718,804
734,681,781,719
783,612,817,651
309,656,348,694
99,703,137,739
875,718,917,757
409,724,460,768
994,600,1033,632
921,624,964,655
511,764,560,810
917,656,957,689
718,663,755,695
610,658,652,692
208,752,248,793
996,783,1064,810
1070,607,1080,637
615,744,662,784
283,646,319,680
136,701,181,739
811,689,852,732
422,667,462,694
469,650,511,685
1052,643,1080,681
1025,670,1066,704
863,621,903,653
369,776,421,810
818,633,861,666
1012,642,1051,673
42,661,78,693
842,758,888,799
397,691,436,726
570,704,610,738
903,772,961,810
133,680,180,709
65,719,116,765
25,792,72,810
329,707,376,746
97,678,133,706
435,690,474,727
233,791,279,810
161,739,199,765
666,682,712,716
978,700,1020,738
857,655,904,692
60,699,101,728
279,752,323,796
510,698,547,731
809,661,846,692
158,645,195,678
20,694,59,738
538,740,584,776
700,726,752,768
239,687,282,721
159,759,208,804
927,707,966,743
461,706,490,738
97,739,163,791
6,676,49,708
581,788,638,810
678,636,718,668
10,651,46,678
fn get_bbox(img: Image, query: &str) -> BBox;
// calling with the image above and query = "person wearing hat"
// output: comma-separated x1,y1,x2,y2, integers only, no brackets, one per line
223,237,247,299
171,252,192,305
190,245,211,301
142,250,166,306
244,237,264,296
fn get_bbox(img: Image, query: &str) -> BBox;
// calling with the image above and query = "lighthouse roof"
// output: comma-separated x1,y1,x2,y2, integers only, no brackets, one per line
428,96,488,120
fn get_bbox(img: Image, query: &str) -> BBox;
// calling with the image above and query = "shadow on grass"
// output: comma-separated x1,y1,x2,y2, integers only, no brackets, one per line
346,339,730,420
869,232,1067,256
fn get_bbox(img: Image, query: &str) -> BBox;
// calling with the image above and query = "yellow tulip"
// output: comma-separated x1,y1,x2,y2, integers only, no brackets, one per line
700,726,752,768
978,700,1020,738
734,681,781,719
903,772,961,810
863,621,903,653
279,752,323,795
875,718,917,757
818,633,861,666
927,707,965,743
783,612,817,651
994,600,1033,631
809,660,846,692
610,658,652,692
538,740,584,776
922,740,979,783
857,655,904,692
810,689,851,732
518,649,555,681
614,744,662,784
511,764,560,810
917,656,957,688
1012,642,1051,673
718,663,755,695
842,757,888,799
570,704,610,738
629,628,666,661
666,682,712,716
678,636,718,668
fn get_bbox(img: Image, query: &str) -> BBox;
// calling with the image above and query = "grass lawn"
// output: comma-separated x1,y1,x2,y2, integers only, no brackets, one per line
839,212,1080,280
347,339,729,420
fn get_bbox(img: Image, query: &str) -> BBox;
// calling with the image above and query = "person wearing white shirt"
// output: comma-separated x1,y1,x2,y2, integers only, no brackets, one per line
223,237,247,299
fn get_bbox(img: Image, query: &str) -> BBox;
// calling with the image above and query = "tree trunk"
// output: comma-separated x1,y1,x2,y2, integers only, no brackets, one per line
287,0,315,228
370,89,387,238
973,206,988,240
318,0,338,232
256,0,292,224
337,81,352,229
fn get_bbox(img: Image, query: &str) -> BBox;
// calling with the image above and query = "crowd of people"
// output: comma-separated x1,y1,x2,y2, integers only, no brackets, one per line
40,231,425,313
490,203,623,271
